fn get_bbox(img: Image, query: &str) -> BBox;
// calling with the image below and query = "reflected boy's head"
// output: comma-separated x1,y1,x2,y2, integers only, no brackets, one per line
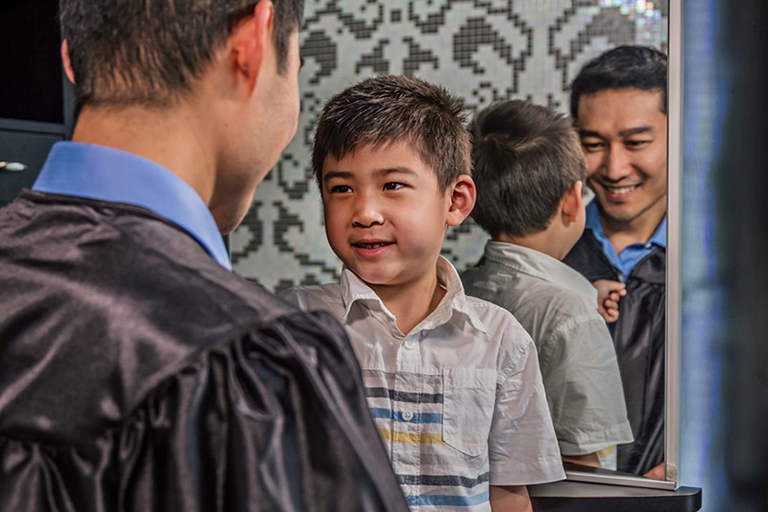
313,76,475,288
571,46,668,227
470,100,586,253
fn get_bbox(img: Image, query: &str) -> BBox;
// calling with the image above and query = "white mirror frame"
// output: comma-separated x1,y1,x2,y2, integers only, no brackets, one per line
565,0,682,491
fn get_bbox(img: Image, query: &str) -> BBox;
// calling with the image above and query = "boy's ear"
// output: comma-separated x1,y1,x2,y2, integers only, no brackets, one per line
230,0,274,93
561,180,584,223
446,174,477,227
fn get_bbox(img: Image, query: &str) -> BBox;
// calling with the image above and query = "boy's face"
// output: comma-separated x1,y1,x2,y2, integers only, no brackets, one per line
577,88,667,226
321,141,454,289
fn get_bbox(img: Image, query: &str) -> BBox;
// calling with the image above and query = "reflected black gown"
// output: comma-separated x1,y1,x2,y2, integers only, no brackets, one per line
0,190,409,512
564,229,665,476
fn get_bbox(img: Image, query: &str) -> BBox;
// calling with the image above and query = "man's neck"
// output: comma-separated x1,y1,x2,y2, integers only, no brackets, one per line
368,265,446,336
600,200,666,255
71,103,217,206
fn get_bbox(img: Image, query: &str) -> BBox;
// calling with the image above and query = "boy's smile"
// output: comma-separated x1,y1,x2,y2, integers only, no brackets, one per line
321,141,461,291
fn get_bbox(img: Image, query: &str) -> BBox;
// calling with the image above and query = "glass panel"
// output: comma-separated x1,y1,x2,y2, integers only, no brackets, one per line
231,0,675,488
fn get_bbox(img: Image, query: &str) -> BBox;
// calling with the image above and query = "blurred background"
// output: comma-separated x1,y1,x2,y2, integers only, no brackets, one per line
680,0,768,510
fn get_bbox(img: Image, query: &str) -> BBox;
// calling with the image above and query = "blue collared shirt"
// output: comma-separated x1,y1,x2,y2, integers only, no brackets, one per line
584,201,666,281
33,142,231,270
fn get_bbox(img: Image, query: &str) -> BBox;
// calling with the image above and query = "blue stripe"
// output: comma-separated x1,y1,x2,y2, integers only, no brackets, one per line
369,407,442,424
365,387,443,403
407,491,490,507
398,472,490,488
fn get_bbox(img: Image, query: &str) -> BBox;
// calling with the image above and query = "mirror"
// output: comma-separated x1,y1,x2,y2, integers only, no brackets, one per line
231,0,678,490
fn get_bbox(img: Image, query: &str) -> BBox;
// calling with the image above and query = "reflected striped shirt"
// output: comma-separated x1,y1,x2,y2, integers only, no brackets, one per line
283,257,565,511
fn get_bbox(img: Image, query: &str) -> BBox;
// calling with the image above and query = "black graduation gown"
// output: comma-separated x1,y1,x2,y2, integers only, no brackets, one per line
0,190,409,512
563,229,666,476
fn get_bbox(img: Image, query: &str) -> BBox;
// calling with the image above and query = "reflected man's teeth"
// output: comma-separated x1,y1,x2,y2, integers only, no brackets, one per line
608,185,637,194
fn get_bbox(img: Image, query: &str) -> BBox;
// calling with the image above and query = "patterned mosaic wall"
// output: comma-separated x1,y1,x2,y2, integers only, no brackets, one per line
232,0,668,292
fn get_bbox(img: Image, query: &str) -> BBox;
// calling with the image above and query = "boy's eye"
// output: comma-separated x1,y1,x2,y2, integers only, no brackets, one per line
383,182,405,191
330,184,352,194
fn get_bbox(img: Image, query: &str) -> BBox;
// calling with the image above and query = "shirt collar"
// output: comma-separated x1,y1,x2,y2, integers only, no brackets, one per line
339,256,487,334
585,200,667,249
483,241,598,302
33,142,231,270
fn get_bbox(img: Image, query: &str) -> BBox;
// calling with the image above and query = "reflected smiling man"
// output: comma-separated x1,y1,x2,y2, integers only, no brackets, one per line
0,1,408,511
563,46,668,478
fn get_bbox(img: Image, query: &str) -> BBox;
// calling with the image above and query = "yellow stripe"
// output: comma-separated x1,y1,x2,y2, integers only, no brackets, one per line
596,445,617,458
378,429,445,445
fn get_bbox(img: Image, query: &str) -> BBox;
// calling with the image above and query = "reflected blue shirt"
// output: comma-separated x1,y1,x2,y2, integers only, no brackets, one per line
584,201,666,281
33,142,231,271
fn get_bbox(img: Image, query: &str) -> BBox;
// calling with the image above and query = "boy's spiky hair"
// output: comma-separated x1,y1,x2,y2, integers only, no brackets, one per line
312,75,471,192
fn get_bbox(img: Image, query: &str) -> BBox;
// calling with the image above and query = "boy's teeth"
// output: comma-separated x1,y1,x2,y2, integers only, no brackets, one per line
358,242,388,249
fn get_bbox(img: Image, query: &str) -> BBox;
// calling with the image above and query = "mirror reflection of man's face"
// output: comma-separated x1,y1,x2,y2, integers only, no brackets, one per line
577,88,668,226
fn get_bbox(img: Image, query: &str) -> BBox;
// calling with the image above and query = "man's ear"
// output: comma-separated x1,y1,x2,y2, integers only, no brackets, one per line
231,0,274,92
561,180,584,224
446,174,477,227
61,39,76,84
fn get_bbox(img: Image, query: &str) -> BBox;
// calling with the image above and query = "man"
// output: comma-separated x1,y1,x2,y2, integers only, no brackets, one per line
563,45,668,478
0,1,408,511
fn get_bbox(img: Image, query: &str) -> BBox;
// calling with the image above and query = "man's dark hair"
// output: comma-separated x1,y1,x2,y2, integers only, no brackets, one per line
570,45,667,120
59,0,304,108
312,75,471,193
470,100,587,239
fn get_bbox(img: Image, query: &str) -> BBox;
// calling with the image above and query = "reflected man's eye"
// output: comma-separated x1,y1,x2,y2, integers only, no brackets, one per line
581,141,605,152
625,140,652,149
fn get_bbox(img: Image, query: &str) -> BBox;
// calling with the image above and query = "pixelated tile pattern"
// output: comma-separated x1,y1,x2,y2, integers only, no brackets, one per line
232,0,668,292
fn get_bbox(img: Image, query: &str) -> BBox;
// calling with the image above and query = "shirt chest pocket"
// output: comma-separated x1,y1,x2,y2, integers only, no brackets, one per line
442,368,498,457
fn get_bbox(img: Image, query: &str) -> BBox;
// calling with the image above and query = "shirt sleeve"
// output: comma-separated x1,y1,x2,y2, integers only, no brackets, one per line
488,334,566,486
542,317,634,455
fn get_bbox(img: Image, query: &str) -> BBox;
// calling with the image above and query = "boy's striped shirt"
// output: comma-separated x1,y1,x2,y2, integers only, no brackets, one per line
283,257,565,511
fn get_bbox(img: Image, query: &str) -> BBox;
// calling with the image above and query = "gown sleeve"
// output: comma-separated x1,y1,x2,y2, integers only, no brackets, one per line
0,310,409,512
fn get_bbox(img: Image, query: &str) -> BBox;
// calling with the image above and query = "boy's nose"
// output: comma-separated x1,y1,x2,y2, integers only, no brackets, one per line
351,197,384,228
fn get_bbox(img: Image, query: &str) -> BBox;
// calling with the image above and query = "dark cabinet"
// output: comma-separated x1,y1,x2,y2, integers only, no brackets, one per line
0,129,63,206
0,0,74,208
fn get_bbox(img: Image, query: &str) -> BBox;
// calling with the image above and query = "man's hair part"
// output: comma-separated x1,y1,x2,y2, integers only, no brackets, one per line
470,100,587,238
570,45,668,120
60,0,304,109
312,75,471,193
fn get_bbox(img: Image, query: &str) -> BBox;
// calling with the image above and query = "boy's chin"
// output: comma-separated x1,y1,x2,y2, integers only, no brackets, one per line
350,269,395,287
346,264,403,288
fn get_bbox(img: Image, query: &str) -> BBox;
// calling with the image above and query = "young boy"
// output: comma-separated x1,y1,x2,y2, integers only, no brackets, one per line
461,100,634,469
283,76,564,512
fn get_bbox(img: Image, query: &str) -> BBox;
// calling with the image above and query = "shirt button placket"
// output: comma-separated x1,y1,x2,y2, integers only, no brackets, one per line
394,332,422,501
